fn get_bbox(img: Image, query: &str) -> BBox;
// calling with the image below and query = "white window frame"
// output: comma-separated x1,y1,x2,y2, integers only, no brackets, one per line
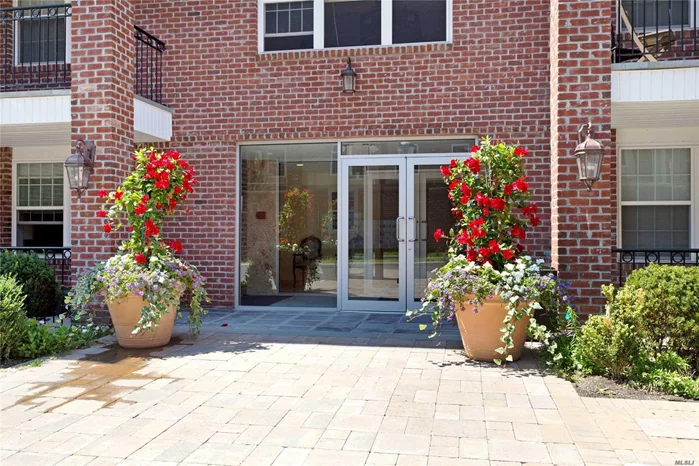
11,149,71,248
258,0,453,53
617,145,698,251
12,0,72,66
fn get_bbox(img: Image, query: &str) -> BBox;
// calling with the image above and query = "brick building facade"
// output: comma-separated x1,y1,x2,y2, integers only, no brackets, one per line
2,0,698,316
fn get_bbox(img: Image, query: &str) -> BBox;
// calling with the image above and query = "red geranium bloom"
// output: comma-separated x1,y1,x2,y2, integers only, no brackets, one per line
144,219,160,237
478,247,490,259
114,191,123,200
467,249,477,262
514,147,528,157
169,199,177,210
511,225,526,240
465,158,480,174
469,218,485,230
103,223,111,233
457,231,470,245
460,195,470,205
515,177,528,192
449,180,460,191
450,159,457,168
482,208,490,216
167,240,183,253
135,253,148,264
503,184,513,196
470,145,479,153
141,194,149,203
502,249,515,260
98,189,107,198
134,203,147,215
433,229,444,242
440,165,451,176
471,227,486,239
460,183,471,198
489,240,501,253
475,192,489,207
490,197,506,211
173,186,183,195
127,225,134,232
96,210,107,218
530,215,541,227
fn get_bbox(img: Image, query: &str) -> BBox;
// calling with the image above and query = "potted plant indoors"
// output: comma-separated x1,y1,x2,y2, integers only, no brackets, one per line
409,138,564,363
67,148,209,348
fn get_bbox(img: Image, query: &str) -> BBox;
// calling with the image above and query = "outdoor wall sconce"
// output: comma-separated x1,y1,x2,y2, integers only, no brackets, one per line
574,123,604,190
64,139,97,198
341,57,357,93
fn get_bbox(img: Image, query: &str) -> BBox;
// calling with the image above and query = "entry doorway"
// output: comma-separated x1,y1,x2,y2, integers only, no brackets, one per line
339,156,454,312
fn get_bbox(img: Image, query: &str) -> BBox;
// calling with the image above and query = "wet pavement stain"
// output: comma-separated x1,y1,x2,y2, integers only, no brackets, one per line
12,337,190,412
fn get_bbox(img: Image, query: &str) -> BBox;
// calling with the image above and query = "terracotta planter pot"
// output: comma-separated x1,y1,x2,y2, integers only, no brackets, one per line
454,295,530,362
107,293,178,349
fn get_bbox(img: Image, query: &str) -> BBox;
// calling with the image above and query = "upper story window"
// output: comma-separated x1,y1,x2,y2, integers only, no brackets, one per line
15,0,70,65
259,0,452,53
620,0,693,29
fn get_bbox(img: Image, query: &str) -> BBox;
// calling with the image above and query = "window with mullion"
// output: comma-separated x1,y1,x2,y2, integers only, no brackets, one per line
15,162,65,247
260,0,449,52
620,148,692,252
16,0,69,64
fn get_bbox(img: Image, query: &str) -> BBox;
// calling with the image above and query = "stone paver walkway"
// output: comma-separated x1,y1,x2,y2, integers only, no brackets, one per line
1,323,698,466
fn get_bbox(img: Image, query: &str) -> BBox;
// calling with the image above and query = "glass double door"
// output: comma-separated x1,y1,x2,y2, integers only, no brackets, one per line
339,157,453,312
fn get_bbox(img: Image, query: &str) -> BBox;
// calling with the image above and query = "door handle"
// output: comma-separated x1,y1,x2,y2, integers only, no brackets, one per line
407,216,417,242
396,217,405,242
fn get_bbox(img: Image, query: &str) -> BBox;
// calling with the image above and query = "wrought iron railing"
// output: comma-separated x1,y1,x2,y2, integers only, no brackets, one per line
614,0,699,62
612,247,699,285
0,3,71,91
134,25,165,104
1,246,71,289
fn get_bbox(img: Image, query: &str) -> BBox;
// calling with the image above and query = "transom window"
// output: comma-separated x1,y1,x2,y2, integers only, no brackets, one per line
620,148,692,250
259,0,451,52
15,162,65,247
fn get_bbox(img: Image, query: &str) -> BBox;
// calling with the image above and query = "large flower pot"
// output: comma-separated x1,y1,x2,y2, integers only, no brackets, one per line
107,293,178,349
454,295,530,362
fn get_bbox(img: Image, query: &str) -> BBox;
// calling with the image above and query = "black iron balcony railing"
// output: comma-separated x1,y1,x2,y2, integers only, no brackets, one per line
134,25,165,104
614,0,699,62
612,247,699,285
0,3,71,91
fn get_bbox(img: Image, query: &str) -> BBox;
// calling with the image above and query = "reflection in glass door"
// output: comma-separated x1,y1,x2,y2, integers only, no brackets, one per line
340,159,406,311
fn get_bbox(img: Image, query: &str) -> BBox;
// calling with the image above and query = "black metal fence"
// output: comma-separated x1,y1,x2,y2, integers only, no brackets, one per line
614,0,699,62
612,247,699,285
134,25,165,104
1,3,71,91
1,246,72,289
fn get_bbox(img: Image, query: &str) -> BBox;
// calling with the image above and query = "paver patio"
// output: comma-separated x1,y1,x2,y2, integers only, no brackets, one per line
1,313,697,466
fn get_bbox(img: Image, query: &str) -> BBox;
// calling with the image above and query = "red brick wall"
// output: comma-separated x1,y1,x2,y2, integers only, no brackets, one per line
550,0,614,315
70,0,135,319
0,148,11,247
134,0,553,308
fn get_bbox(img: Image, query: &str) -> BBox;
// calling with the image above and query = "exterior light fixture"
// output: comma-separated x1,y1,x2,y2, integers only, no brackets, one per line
574,122,604,190
64,139,97,198
341,57,356,93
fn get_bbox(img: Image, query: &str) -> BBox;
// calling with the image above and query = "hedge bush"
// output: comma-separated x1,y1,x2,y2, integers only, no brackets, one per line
0,252,62,318
623,264,699,369
0,275,28,361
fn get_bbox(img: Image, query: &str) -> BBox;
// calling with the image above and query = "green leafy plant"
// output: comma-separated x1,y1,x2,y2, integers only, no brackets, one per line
0,252,61,318
278,187,320,290
536,306,582,374
67,148,209,336
622,264,699,370
0,275,28,361
15,319,111,360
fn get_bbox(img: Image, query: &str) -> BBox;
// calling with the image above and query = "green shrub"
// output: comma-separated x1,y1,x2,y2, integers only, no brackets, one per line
623,264,699,369
0,275,28,361
576,285,649,379
15,319,111,360
0,252,62,319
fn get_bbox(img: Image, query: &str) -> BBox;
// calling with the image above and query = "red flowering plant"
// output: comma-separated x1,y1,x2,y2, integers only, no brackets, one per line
67,148,209,337
409,138,569,363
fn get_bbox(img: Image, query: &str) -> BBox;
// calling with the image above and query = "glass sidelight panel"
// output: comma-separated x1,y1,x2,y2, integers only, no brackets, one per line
239,144,338,307
412,165,451,302
347,165,402,302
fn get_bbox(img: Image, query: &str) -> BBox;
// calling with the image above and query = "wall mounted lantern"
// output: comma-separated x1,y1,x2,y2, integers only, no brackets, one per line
64,139,97,198
341,57,356,93
574,123,604,190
